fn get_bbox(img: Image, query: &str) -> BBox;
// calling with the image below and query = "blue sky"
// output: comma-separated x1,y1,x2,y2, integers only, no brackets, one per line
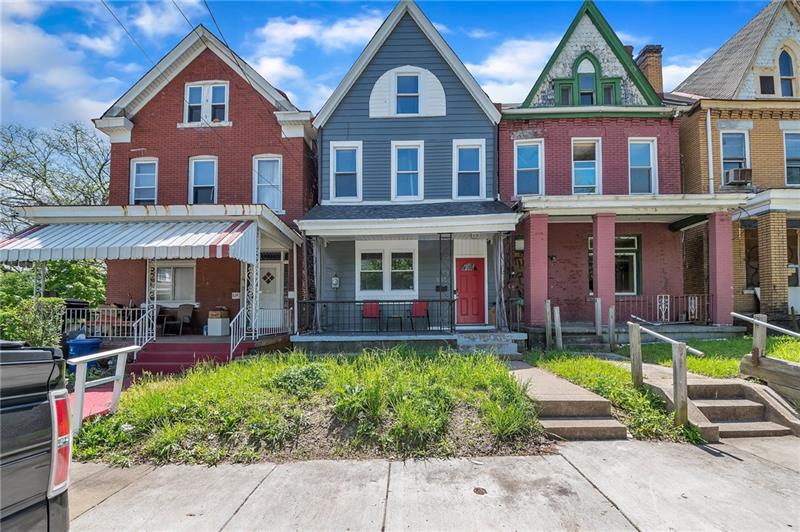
1,0,769,127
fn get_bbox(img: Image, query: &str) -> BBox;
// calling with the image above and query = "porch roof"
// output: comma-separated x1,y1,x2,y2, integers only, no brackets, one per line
0,220,259,265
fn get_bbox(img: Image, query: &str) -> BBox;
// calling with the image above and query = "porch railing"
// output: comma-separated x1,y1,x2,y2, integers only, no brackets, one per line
229,307,247,359
616,294,712,325
64,307,149,341
255,308,292,337
297,299,455,334
506,297,524,332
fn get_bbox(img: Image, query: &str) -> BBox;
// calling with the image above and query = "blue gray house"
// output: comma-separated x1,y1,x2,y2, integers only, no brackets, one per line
295,0,519,348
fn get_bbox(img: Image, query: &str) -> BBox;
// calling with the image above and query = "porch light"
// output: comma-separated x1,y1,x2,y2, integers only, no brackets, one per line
332,273,340,290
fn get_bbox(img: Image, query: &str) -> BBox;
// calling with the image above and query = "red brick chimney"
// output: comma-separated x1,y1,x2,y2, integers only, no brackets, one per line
635,45,664,95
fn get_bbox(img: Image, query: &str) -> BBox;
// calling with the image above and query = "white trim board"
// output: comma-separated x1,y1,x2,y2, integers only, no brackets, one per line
313,0,501,128
453,238,489,326
298,212,520,237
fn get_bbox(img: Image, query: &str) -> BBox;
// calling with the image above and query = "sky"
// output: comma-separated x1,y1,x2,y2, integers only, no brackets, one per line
0,0,771,127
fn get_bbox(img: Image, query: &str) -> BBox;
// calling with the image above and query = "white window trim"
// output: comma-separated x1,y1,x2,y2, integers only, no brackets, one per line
393,71,421,117
329,141,363,202
129,157,158,205
180,81,231,128
390,140,424,201
452,138,486,200
354,240,419,301
154,260,196,307
785,131,800,187
252,154,284,213
627,137,659,195
614,251,639,296
571,137,602,195
513,138,544,197
719,129,751,177
188,155,218,205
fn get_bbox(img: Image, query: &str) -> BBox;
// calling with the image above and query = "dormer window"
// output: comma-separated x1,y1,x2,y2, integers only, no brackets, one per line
396,74,419,114
554,53,618,106
578,59,595,105
183,81,229,126
780,50,795,97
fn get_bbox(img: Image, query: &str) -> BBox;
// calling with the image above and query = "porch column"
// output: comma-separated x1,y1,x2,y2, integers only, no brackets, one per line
708,211,734,325
292,242,299,334
593,213,616,325
524,214,549,326
757,211,788,316
33,262,47,297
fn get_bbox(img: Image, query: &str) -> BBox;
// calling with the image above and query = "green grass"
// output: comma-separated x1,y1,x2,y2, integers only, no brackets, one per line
528,352,703,443
618,335,800,379
74,347,544,465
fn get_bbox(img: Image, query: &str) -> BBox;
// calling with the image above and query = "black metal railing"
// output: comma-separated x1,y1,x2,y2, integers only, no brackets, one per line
297,299,455,334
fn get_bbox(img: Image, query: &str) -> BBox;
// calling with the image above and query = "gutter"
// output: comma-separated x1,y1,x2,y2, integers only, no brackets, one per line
706,109,715,194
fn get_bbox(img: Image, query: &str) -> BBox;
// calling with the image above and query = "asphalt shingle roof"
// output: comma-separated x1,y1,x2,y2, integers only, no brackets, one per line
301,201,515,221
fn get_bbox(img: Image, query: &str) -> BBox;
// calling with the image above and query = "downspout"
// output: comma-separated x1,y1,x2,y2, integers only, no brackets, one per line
706,109,715,194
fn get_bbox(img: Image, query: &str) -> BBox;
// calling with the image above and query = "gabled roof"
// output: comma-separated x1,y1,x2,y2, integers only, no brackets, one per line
98,25,296,119
313,0,501,128
675,1,798,99
521,0,662,108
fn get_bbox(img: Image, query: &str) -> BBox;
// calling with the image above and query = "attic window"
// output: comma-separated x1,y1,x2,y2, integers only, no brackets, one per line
760,76,775,95
780,50,795,97
554,53,617,106
577,59,596,105
396,74,419,114
183,82,229,125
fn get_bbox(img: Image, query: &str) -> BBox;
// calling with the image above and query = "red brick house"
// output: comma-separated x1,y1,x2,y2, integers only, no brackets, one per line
0,26,315,359
500,1,746,331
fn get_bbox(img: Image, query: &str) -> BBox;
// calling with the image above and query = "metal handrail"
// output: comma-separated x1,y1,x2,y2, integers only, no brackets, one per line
66,344,140,435
731,312,800,339
229,307,247,360
630,322,705,356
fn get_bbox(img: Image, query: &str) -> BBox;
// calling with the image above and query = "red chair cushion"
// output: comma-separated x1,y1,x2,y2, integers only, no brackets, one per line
410,301,428,318
362,302,380,318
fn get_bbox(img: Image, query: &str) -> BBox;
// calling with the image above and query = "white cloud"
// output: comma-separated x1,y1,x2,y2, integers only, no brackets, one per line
433,22,451,34
307,84,334,113
0,0,46,20
466,37,559,102
464,28,495,39
616,31,650,47
109,61,143,74
72,28,124,57
662,53,708,91
252,56,305,85
131,0,204,39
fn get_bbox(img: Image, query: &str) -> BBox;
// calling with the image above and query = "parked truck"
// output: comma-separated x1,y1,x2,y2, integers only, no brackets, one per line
0,340,71,531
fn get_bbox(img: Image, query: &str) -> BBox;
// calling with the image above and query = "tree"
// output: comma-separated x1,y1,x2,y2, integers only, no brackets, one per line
0,261,106,307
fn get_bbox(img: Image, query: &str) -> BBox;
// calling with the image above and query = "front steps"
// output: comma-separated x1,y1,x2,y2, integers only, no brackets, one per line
126,340,256,374
510,362,627,441
689,382,793,438
457,332,526,360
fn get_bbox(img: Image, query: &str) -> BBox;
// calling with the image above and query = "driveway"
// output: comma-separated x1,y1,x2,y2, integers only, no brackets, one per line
70,437,799,531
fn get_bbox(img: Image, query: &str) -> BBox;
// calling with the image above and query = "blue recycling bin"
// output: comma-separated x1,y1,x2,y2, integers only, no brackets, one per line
66,338,103,370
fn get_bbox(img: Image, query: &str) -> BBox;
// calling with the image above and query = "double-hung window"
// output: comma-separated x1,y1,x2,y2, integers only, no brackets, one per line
330,141,362,201
130,158,157,205
396,74,419,114
514,139,543,195
786,132,800,186
588,236,640,296
189,156,217,204
780,50,795,97
155,262,195,304
572,139,600,194
628,139,657,194
355,241,418,299
391,141,423,200
253,155,282,211
183,82,228,125
453,139,485,199
721,131,749,173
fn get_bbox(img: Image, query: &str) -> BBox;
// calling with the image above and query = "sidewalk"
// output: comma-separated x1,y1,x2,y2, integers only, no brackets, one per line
70,438,800,531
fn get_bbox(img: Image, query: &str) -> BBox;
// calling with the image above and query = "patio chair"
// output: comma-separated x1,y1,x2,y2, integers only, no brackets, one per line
361,301,381,332
162,304,194,336
409,301,430,331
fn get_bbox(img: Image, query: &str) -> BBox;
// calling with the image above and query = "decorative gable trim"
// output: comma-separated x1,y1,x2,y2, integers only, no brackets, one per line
313,0,501,128
521,0,662,108
98,25,296,120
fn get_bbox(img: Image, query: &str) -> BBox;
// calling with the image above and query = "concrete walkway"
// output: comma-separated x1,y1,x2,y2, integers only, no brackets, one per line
70,438,800,531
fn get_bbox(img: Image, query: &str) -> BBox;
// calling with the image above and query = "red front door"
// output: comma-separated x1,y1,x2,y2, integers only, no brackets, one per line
456,258,485,324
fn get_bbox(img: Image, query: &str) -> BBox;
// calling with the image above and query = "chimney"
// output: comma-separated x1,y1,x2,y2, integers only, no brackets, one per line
623,45,634,57
635,44,664,94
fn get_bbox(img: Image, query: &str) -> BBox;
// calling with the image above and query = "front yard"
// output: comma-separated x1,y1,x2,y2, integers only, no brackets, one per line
618,335,800,378
75,348,550,465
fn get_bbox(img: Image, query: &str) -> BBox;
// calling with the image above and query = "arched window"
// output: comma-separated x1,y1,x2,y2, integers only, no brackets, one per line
577,59,596,105
780,50,795,97
555,53,618,106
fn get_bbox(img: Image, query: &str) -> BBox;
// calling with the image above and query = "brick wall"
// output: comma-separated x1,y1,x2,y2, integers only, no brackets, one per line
757,211,789,315
498,116,682,202
682,224,707,295
108,49,311,227
679,111,706,194
732,221,758,313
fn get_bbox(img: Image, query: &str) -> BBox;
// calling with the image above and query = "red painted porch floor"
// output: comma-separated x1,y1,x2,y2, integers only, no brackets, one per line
69,378,132,420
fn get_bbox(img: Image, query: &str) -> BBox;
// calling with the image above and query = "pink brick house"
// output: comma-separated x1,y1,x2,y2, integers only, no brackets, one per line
500,1,746,330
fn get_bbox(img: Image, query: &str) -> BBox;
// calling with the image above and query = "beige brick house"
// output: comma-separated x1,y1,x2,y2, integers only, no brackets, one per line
671,0,800,319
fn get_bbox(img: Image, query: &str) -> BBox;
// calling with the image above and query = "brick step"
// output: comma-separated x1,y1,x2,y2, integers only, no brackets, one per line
539,417,627,441
717,421,792,438
127,361,197,375
687,382,745,400
537,397,612,418
694,399,766,422
142,343,230,354
135,351,230,363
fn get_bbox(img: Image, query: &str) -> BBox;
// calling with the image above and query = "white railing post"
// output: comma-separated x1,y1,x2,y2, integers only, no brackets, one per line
111,351,128,412
752,313,768,365
608,306,616,351
553,306,563,350
594,297,602,336
72,363,88,435
544,299,552,350
672,342,688,426
628,322,643,388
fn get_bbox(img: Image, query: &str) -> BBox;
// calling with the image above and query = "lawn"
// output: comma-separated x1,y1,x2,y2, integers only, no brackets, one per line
74,348,550,466
528,352,703,443
618,335,800,379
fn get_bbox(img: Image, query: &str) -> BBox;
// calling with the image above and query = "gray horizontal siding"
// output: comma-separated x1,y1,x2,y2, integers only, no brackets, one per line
321,13,496,202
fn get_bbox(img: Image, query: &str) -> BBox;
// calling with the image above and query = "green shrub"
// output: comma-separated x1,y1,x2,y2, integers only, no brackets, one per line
1,297,65,347
270,364,326,397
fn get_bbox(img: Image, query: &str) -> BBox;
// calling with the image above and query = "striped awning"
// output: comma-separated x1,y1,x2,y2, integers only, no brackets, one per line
0,220,258,265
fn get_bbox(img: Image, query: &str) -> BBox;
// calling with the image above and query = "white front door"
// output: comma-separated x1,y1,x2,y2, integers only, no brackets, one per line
259,261,283,327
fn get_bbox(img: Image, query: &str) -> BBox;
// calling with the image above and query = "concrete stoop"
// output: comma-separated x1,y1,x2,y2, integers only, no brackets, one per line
457,332,526,361
510,362,628,441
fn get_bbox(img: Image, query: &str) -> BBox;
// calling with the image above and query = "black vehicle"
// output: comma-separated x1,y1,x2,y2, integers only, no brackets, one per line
0,340,71,531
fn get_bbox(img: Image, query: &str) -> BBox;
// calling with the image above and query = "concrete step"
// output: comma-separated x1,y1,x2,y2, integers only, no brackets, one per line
540,417,628,441
459,343,519,355
694,399,766,422
127,361,196,374
560,344,612,353
717,421,792,438
136,351,229,364
687,382,745,400
537,397,612,418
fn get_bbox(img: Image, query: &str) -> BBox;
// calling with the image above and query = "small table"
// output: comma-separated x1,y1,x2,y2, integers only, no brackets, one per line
207,317,230,336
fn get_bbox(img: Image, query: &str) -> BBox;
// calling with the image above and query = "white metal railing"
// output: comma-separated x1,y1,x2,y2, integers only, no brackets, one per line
131,306,156,353
64,307,147,340
617,294,712,325
67,345,140,435
229,307,247,360
255,308,292,337
731,312,800,365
